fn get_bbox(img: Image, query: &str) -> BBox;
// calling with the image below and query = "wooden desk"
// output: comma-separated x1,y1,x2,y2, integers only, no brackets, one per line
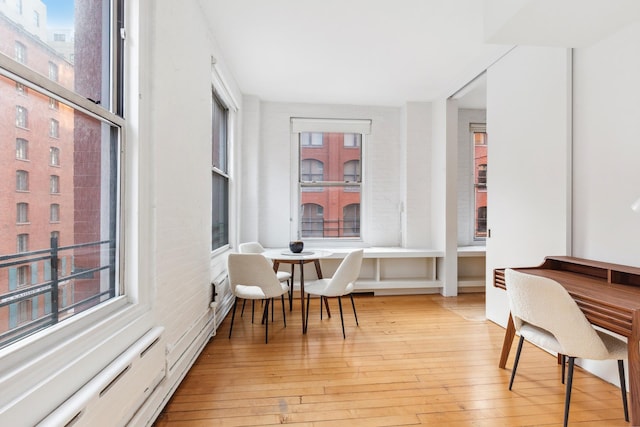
494,256,640,425
263,250,332,334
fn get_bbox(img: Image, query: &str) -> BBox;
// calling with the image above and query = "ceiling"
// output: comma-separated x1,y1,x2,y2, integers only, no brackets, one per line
199,0,640,108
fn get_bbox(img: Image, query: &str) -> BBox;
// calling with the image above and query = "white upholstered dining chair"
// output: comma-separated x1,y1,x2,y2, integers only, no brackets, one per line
505,268,629,426
227,253,289,344
304,249,363,338
238,242,292,284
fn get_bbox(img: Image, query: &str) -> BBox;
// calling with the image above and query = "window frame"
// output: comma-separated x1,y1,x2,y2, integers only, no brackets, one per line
210,63,238,255
290,118,371,243
470,123,487,241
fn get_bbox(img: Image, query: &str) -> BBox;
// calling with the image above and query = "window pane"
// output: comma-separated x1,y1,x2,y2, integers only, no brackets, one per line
212,94,228,172
300,187,361,238
0,75,121,349
0,0,115,111
212,173,229,250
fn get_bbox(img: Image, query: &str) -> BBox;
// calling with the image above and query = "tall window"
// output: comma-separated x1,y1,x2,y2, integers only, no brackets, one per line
471,124,488,239
50,147,60,165
48,62,58,82
16,106,28,128
49,175,60,194
17,234,28,253
49,119,59,138
14,41,26,63
16,170,28,191
16,138,28,159
0,0,125,349
17,203,28,223
296,125,366,240
212,92,229,251
50,203,60,222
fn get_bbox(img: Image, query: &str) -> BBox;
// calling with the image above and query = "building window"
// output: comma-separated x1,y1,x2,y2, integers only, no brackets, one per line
0,0,125,351
14,41,26,63
48,62,59,82
50,204,60,222
16,82,27,95
297,128,364,239
343,133,361,148
50,147,60,166
300,132,324,147
17,234,28,253
16,138,28,160
212,92,229,251
301,203,324,237
18,300,32,324
17,203,28,223
16,170,28,191
49,119,59,138
342,203,360,237
17,265,29,287
54,33,66,42
472,124,488,239
16,106,28,128
300,159,324,182
16,0,22,14
50,175,60,194
343,160,360,182
33,10,39,27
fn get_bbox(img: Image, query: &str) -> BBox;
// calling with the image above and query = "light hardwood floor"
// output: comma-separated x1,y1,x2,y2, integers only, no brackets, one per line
154,293,629,426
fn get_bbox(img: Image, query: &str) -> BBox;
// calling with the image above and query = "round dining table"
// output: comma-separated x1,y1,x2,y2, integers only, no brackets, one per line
262,249,332,333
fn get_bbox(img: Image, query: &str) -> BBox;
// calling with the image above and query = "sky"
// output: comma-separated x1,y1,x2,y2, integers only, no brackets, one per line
42,0,74,28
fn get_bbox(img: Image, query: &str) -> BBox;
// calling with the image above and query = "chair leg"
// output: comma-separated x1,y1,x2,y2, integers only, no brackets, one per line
288,279,293,311
320,296,324,320
271,297,275,322
350,294,358,326
228,297,238,339
561,354,566,384
251,300,255,323
564,357,575,427
305,292,311,334
281,294,287,328
338,296,346,339
509,335,525,390
263,299,270,344
618,360,629,422
241,299,246,317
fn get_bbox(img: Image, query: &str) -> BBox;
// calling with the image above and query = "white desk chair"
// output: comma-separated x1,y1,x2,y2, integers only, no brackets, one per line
505,268,628,426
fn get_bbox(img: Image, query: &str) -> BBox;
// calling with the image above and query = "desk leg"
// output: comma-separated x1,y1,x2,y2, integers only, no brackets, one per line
300,261,306,334
499,314,516,369
628,310,640,426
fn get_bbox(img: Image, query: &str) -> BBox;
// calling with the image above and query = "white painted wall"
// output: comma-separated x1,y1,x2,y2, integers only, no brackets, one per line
254,102,403,248
402,102,432,248
485,46,572,326
570,21,640,383
572,21,640,266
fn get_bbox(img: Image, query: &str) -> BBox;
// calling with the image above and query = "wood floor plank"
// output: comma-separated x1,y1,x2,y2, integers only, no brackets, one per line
154,294,629,426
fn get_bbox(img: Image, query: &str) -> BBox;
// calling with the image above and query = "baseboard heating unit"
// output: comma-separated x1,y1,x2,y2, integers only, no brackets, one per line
37,326,165,427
